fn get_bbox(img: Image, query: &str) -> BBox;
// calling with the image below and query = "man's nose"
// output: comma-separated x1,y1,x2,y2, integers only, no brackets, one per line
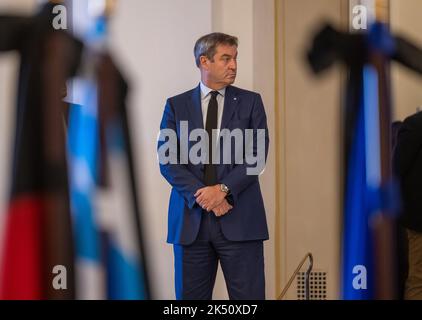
229,59,237,70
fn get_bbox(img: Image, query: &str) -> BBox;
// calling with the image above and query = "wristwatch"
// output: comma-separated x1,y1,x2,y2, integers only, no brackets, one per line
220,184,230,195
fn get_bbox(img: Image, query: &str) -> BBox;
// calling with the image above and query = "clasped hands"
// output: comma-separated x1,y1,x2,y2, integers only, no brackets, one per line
194,185,233,217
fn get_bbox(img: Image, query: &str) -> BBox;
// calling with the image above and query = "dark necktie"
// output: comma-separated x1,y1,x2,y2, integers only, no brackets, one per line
204,91,219,186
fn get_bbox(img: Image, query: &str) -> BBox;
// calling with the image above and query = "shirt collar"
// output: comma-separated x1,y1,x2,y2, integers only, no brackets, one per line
200,81,226,99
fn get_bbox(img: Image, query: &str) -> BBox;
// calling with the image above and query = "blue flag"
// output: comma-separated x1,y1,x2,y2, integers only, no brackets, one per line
342,65,380,299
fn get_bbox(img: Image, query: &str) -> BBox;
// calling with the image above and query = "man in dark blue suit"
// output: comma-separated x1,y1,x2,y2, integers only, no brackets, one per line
158,33,269,300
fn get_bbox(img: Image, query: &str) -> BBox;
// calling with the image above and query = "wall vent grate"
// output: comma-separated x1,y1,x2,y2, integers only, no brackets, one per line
297,271,327,300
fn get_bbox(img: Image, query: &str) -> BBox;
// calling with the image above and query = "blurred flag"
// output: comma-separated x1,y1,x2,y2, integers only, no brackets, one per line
97,55,149,300
66,13,149,299
308,22,400,300
67,57,149,300
342,65,379,299
0,3,82,299
101,108,149,300
67,79,105,300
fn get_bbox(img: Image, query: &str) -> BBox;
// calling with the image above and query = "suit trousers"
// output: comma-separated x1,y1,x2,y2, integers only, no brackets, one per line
173,210,265,300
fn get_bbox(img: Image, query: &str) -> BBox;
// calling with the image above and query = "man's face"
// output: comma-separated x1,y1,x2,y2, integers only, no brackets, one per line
201,44,238,88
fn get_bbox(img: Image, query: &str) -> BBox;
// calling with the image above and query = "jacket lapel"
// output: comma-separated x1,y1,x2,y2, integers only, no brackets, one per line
188,84,204,130
221,85,239,130
216,86,240,180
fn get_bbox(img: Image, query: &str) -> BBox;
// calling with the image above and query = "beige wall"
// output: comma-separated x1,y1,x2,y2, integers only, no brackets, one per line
212,0,254,91
252,0,277,300
277,0,347,299
390,0,422,121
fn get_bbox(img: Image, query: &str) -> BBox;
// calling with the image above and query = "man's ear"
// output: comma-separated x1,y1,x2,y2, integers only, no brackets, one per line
200,56,209,70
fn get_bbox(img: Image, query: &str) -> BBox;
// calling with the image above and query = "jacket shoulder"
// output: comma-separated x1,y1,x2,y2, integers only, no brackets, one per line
168,87,196,104
404,111,422,124
402,111,422,132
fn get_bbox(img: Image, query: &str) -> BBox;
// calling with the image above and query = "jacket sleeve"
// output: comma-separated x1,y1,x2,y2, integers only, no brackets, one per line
393,114,422,178
158,98,205,209
220,93,269,204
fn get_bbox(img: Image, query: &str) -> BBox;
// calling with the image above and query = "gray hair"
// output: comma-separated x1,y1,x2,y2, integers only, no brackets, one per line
194,33,238,68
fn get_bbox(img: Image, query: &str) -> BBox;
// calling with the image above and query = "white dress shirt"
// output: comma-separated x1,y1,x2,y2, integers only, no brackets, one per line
200,82,226,133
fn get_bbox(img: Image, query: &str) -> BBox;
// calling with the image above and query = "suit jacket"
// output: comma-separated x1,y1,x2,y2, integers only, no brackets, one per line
158,84,269,245
394,111,422,232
